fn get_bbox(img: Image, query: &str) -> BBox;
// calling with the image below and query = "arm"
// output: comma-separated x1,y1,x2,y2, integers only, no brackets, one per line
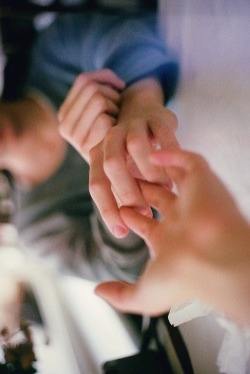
95,150,250,327
56,13,179,238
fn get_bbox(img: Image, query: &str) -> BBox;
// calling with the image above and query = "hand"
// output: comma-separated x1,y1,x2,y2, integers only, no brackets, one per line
89,78,179,238
58,69,125,162
95,150,250,326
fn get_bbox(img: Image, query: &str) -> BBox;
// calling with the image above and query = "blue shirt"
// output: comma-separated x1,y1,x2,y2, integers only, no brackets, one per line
25,11,178,108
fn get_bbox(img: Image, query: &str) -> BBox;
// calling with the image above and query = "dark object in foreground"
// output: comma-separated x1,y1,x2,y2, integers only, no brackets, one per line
0,320,37,373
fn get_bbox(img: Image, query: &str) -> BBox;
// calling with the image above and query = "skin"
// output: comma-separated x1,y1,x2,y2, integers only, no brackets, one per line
0,97,66,188
58,69,126,163
1,70,179,233
59,71,179,238
0,70,124,189
95,149,250,327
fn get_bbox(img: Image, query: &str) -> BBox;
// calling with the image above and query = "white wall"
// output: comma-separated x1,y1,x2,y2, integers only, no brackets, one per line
159,2,250,373
160,0,250,220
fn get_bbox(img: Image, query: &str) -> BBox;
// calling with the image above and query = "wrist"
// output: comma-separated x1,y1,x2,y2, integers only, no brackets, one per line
118,77,164,122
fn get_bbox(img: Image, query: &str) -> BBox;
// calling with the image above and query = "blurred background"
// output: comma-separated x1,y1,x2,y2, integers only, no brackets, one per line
0,0,157,100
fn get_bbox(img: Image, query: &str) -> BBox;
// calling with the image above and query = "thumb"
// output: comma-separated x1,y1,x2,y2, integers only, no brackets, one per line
120,206,154,242
95,281,141,314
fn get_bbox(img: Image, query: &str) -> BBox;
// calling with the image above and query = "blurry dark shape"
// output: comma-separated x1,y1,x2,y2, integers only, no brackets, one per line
0,0,156,14
0,171,15,223
103,317,173,374
0,320,37,373
0,3,37,100
0,0,157,100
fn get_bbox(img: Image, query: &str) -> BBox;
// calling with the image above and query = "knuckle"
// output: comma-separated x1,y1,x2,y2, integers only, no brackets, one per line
87,82,99,96
102,68,115,79
162,109,178,130
75,73,89,86
120,189,137,205
144,169,162,183
89,175,102,199
157,110,178,132
94,93,107,111
103,153,120,175
79,142,89,159
98,113,114,128
127,133,143,154
58,122,68,138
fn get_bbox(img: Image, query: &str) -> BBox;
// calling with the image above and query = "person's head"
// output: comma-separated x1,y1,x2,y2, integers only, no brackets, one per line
0,101,19,171
0,97,66,188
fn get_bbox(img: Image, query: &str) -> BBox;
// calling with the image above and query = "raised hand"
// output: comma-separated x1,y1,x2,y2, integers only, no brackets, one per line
58,69,125,162
89,78,179,238
95,150,250,326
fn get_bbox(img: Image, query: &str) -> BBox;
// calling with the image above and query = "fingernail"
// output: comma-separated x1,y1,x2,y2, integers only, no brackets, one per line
113,225,128,238
135,206,153,218
165,177,173,190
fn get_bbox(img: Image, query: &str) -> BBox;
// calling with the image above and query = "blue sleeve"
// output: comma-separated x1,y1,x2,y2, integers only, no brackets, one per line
91,13,179,102
25,12,179,108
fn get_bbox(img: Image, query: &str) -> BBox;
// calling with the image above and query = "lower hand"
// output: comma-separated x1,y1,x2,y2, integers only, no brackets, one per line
95,150,250,325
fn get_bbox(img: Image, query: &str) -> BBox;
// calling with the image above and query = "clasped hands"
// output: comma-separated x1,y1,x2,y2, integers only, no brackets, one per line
58,69,179,238
58,69,250,326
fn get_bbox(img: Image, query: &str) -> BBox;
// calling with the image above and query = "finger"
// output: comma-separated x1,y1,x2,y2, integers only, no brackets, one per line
95,281,143,314
149,116,179,187
120,206,160,258
70,97,119,146
152,124,180,151
95,263,174,316
147,182,176,210
126,120,171,186
89,144,129,238
86,69,125,90
58,70,125,121
85,93,120,120
150,150,209,191
59,85,121,140
121,183,176,221
61,83,121,127
79,114,116,162
163,166,186,193
120,205,156,241
150,149,207,172
58,74,89,122
150,110,179,150
103,126,152,216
